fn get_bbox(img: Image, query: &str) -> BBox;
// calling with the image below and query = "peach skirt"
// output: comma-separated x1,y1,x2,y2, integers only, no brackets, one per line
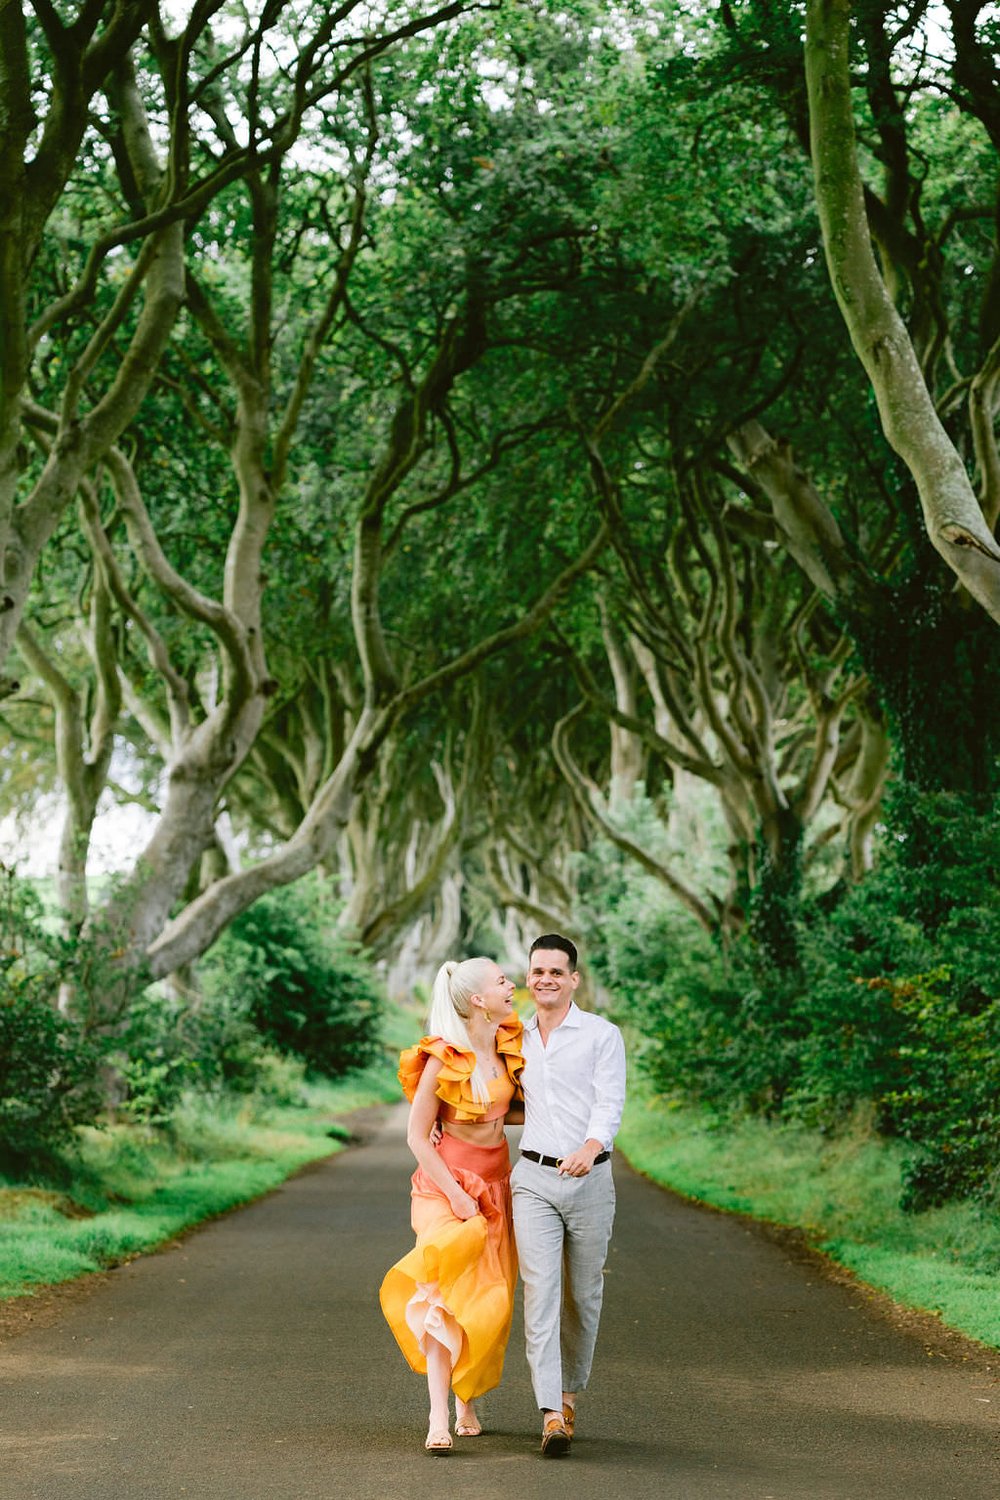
379,1133,516,1401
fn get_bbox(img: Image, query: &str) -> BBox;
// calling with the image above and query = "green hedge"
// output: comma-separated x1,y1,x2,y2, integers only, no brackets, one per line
580,788,1000,1211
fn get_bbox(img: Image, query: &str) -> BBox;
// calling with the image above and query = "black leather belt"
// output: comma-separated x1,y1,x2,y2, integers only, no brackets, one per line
521,1148,610,1168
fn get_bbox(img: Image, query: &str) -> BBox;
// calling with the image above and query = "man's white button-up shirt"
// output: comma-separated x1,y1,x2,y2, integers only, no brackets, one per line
519,1002,627,1157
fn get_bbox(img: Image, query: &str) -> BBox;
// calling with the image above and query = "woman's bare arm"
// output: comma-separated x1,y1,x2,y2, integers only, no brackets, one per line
406,1061,479,1219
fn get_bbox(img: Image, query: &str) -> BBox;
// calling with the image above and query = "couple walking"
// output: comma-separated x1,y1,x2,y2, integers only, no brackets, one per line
379,934,627,1457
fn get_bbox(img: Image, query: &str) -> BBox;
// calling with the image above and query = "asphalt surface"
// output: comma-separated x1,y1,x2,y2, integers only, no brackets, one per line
0,1104,997,1500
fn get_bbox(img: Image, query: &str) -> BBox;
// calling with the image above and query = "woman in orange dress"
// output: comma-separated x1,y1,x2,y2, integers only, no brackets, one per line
379,956,524,1453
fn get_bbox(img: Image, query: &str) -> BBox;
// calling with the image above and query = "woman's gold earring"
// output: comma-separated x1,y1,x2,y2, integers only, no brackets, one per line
481,1004,492,1023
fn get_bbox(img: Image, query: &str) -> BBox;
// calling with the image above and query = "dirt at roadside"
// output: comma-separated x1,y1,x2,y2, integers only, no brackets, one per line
0,1272,110,1346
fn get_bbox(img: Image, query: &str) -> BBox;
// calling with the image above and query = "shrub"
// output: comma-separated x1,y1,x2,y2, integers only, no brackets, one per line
198,877,383,1077
577,838,750,1108
0,876,103,1170
864,969,1000,1210
113,984,287,1124
576,787,1000,1208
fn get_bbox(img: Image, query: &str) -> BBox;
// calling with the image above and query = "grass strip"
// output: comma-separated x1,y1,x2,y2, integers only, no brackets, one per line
619,1086,1000,1350
0,1060,404,1301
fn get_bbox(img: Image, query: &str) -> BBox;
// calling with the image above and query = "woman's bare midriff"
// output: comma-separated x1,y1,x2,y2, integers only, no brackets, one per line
443,1119,507,1146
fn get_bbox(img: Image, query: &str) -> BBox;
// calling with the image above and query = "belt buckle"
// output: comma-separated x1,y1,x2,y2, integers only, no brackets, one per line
554,1157,563,1169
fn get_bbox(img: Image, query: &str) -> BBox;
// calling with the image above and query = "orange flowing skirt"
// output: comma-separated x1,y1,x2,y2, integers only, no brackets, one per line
379,1133,516,1401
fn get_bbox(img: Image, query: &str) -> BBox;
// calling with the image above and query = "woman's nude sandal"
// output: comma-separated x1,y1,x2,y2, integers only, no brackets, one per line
425,1428,453,1454
455,1400,482,1436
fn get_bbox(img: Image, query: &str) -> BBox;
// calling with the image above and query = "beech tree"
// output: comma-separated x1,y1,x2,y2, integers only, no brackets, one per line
0,12,595,857
7,0,999,987
552,457,877,946
804,0,1000,621
625,1,1000,799
2,0,181,698
4,1,614,1007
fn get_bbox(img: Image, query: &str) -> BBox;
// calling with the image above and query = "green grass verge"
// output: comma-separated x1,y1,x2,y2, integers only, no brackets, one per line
0,1057,404,1302
619,1085,1000,1350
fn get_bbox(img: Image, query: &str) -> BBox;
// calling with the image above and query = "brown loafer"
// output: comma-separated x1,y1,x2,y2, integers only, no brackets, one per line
541,1411,571,1458
562,1401,576,1439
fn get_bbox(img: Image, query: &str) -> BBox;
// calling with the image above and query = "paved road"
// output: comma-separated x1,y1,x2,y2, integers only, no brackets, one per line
0,1104,997,1500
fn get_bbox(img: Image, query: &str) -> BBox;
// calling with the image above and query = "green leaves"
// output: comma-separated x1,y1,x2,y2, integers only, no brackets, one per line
199,876,384,1077
0,874,103,1171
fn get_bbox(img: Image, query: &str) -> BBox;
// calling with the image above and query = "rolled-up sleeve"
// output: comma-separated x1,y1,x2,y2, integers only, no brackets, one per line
586,1022,627,1150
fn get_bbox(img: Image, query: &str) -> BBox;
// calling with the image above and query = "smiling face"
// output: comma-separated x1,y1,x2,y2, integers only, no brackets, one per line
474,963,516,1019
526,947,579,1020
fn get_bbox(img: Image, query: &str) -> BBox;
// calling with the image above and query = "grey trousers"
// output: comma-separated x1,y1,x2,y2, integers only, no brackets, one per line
511,1155,616,1412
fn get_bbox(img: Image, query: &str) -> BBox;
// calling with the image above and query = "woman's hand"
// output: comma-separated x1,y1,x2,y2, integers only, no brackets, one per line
449,1186,480,1221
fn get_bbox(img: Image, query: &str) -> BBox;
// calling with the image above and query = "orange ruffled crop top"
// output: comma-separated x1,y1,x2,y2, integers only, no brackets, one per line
398,1015,525,1123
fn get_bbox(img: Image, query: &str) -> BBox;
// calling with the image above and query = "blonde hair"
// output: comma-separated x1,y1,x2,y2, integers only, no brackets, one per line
427,956,497,1107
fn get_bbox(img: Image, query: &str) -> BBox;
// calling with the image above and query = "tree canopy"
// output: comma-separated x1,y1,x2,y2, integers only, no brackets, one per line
1,0,998,1012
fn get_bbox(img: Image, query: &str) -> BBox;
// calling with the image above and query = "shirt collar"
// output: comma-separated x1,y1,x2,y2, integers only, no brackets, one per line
525,1000,581,1033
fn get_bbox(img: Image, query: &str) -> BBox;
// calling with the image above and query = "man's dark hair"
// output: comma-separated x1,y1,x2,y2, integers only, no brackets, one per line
529,933,578,971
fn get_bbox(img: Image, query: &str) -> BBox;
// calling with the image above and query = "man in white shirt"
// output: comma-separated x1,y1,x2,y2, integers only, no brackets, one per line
511,933,626,1457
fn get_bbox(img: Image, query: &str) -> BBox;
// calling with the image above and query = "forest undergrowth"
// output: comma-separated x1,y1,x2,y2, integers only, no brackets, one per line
0,1061,404,1303
0,879,412,1304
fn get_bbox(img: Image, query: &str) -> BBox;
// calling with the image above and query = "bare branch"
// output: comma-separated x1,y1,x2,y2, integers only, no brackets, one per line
78,473,192,741
103,448,257,703
59,234,160,427
969,328,1000,530
384,416,561,557
271,69,378,491
385,521,610,728
552,705,718,932
560,632,722,784
805,0,1000,618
